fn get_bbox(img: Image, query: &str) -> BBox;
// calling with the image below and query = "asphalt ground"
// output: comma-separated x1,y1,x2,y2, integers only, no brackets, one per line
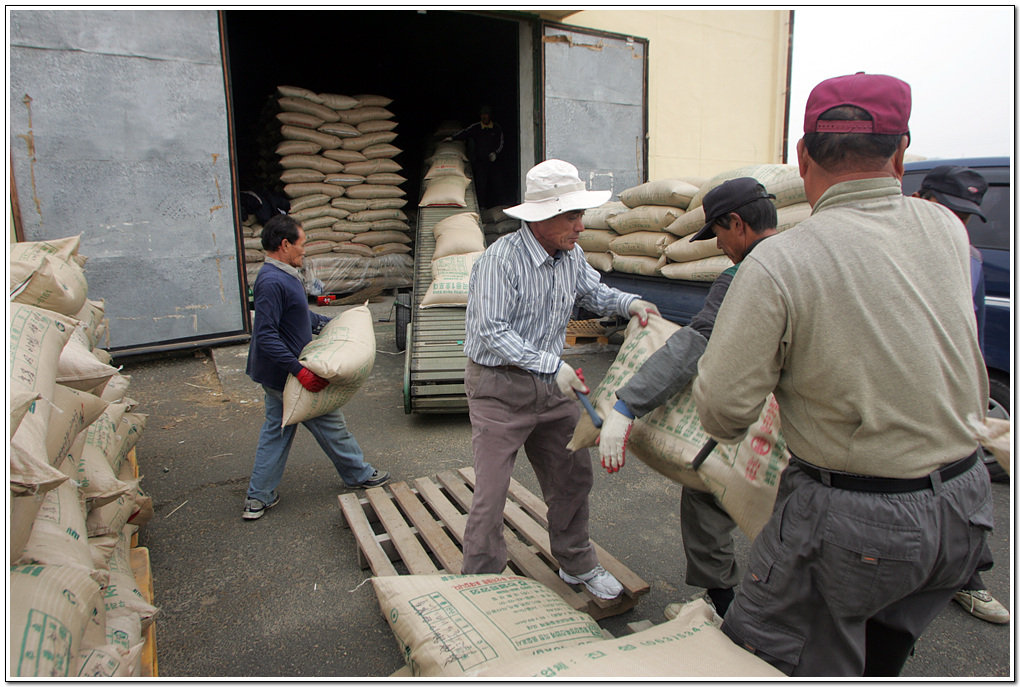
125,295,1013,678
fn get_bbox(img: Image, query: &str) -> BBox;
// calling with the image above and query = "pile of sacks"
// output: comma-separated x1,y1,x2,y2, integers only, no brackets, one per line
419,212,487,309
245,85,413,296
480,205,520,246
579,164,812,281
10,236,155,678
374,574,784,678
419,139,475,209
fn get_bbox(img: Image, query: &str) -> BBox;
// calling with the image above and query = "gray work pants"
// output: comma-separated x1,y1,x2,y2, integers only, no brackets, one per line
721,456,993,677
681,486,740,590
460,361,598,576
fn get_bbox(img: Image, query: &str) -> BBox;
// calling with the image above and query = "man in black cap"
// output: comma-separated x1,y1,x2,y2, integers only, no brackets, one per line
598,177,779,620
913,166,1007,626
445,105,505,209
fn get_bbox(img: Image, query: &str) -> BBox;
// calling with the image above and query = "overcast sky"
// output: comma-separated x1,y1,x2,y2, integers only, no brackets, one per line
786,7,1014,162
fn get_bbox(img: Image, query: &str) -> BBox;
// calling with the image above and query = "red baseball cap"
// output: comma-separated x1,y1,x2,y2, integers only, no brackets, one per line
804,72,911,135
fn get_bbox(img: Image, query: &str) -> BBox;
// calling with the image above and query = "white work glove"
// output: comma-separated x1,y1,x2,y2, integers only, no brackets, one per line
628,299,660,327
599,407,634,474
554,360,589,400
488,152,497,162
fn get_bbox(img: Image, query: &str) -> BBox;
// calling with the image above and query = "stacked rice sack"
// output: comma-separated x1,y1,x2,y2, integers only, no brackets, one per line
583,165,812,282
479,205,520,246
10,236,155,678
420,139,474,209
419,212,487,309
247,85,413,295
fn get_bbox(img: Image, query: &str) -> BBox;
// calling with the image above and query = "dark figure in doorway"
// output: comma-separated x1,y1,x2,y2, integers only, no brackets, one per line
446,105,505,209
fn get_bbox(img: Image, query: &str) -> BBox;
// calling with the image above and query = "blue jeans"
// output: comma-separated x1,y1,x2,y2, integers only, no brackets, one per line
246,385,375,504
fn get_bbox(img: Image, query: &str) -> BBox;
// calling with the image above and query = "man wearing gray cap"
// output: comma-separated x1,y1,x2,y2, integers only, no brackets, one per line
598,177,780,620
460,159,659,600
694,73,992,676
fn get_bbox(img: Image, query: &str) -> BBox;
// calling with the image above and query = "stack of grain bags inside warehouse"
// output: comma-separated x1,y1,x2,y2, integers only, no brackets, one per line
10,235,155,678
580,164,811,280
244,85,413,297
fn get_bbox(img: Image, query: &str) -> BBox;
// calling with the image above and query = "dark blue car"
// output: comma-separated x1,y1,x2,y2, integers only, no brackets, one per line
902,157,1011,481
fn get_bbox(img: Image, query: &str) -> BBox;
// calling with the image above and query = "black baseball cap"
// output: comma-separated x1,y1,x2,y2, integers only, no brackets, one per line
920,166,988,222
690,177,776,242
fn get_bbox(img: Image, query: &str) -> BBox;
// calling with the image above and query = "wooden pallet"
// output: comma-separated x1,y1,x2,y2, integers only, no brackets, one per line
129,546,158,677
126,448,158,678
565,318,610,346
338,467,649,620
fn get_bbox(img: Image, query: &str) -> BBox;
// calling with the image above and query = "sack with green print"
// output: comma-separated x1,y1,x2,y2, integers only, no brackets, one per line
281,305,376,426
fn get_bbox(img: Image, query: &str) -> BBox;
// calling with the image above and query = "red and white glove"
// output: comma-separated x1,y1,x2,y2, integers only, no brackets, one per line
296,367,329,392
598,408,634,474
628,299,660,327
554,360,589,400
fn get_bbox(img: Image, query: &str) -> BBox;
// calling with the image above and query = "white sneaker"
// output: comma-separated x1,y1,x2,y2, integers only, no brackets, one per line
559,564,624,600
954,589,1010,624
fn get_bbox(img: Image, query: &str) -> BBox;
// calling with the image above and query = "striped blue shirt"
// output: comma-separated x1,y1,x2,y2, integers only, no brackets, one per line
464,224,638,374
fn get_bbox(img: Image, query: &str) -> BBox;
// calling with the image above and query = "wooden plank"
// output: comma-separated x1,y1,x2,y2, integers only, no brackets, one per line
480,470,651,598
389,482,464,573
129,547,158,678
413,477,469,544
365,487,438,575
337,493,398,577
433,471,588,612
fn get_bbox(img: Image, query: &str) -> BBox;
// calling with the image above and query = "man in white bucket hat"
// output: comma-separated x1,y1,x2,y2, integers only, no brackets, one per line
461,159,659,599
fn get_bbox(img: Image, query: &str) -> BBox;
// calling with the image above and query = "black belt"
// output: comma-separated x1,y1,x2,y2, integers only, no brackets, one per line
792,451,978,493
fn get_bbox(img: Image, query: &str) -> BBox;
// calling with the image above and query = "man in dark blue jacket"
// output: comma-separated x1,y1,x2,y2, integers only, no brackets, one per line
446,105,505,209
243,214,388,520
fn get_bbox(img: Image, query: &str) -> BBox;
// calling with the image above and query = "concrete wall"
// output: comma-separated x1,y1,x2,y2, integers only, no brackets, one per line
553,9,792,179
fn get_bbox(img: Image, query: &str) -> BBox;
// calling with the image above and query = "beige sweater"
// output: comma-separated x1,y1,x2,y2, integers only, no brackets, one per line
694,177,986,478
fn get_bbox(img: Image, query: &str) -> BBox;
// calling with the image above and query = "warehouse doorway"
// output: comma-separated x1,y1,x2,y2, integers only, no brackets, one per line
222,9,523,210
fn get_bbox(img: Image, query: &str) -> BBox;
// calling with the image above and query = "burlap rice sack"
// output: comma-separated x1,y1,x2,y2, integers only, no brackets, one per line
433,223,486,260
357,119,398,134
608,231,677,257
568,314,789,541
607,205,683,235
620,178,700,210
586,252,614,272
10,564,105,677
688,164,806,210
362,144,402,160
609,253,666,276
420,176,471,207
420,252,483,308
281,306,376,426
659,256,732,282
577,229,617,253
346,184,406,199
582,201,628,230
278,154,345,173
471,599,784,678
664,235,725,262
373,574,604,678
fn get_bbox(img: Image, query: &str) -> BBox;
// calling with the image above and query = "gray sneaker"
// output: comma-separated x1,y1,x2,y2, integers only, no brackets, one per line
558,564,624,600
345,469,390,489
954,589,1010,624
242,492,280,520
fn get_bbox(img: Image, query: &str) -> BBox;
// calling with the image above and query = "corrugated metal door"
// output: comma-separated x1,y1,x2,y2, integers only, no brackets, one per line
9,10,246,353
542,23,647,197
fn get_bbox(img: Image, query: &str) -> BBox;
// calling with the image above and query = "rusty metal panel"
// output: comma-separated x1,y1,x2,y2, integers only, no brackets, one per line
543,24,647,198
9,9,244,351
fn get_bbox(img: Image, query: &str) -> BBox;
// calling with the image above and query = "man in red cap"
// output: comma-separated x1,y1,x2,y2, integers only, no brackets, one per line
693,73,992,676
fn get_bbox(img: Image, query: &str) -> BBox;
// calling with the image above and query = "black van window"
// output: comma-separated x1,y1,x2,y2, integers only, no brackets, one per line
967,184,1009,252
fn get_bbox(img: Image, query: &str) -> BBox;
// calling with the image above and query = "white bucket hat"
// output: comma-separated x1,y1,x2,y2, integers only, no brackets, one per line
504,160,612,222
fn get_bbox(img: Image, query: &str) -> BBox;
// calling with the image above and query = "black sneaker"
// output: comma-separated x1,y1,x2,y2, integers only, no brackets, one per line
346,469,390,489
242,492,280,520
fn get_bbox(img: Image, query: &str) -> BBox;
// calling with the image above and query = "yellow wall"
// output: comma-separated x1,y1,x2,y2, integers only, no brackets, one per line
553,9,792,180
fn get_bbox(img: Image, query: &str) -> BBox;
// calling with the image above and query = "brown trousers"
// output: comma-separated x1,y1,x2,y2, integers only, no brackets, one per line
460,361,598,575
